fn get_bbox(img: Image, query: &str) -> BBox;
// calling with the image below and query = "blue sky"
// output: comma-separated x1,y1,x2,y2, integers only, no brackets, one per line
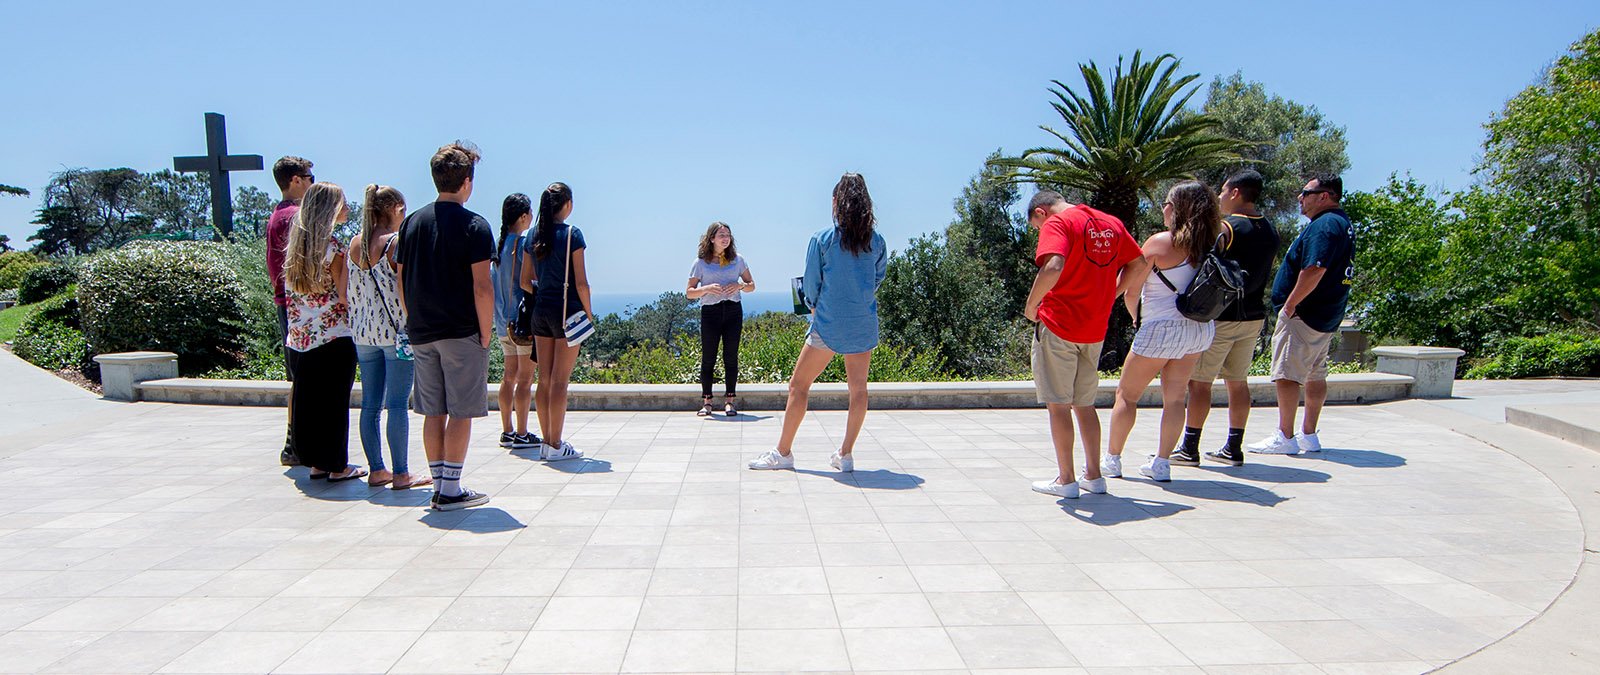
1,1,1593,292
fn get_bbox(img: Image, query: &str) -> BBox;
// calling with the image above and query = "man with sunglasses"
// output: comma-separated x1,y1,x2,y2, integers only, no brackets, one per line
1250,174,1355,456
268,156,314,467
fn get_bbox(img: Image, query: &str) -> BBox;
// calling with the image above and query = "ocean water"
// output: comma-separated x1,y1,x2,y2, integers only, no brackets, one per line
589,291,794,318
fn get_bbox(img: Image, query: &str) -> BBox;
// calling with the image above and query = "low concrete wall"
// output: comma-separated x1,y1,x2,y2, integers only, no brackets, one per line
133,373,1415,410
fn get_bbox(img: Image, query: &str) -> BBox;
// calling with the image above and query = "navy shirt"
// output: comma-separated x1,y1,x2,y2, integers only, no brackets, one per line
522,223,586,314
1270,208,1355,333
396,201,495,345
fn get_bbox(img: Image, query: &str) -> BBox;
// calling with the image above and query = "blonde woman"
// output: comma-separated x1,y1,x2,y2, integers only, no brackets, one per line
348,184,430,490
285,182,365,482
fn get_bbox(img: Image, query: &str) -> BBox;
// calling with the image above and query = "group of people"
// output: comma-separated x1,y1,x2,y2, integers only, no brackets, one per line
1025,170,1355,499
265,142,891,511
264,140,1350,510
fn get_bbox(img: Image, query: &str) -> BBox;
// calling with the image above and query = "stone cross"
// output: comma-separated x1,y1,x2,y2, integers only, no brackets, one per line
173,112,263,237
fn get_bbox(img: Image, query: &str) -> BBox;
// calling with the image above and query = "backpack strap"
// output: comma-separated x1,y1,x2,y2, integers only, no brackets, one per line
1217,219,1236,252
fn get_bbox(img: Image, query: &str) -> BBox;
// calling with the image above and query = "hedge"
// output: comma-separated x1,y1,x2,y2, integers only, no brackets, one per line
12,291,89,371
78,241,247,374
17,264,77,304
1467,331,1600,379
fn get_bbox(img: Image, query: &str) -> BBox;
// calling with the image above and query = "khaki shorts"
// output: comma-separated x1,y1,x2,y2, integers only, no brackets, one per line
1191,319,1265,383
1270,316,1334,384
499,333,532,357
1032,324,1103,407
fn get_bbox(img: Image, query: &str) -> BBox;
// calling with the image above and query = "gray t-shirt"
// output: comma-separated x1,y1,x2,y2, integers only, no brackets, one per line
688,255,748,306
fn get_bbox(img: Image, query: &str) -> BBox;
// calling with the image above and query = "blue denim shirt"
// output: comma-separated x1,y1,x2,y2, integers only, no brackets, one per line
491,231,526,336
803,226,888,354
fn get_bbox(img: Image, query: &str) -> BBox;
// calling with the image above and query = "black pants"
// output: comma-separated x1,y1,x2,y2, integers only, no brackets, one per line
286,337,357,473
700,301,743,398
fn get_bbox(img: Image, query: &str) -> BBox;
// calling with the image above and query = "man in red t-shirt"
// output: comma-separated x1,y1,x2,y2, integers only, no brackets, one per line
1022,191,1146,499
268,156,313,467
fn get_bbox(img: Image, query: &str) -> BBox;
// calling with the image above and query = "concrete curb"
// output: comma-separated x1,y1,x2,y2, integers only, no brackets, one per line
1506,403,1600,451
131,373,1416,410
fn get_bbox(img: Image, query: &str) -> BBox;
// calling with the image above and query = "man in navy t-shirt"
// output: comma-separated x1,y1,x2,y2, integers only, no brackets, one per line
1249,174,1355,457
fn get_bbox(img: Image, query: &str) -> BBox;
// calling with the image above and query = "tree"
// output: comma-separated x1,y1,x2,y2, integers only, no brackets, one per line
879,233,1024,378
27,168,149,255
945,151,1034,315
1199,73,1350,228
0,235,11,253
627,292,699,349
232,186,276,238
134,170,212,240
991,51,1249,367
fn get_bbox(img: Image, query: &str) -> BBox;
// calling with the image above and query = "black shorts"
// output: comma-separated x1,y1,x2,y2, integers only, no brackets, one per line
530,308,566,339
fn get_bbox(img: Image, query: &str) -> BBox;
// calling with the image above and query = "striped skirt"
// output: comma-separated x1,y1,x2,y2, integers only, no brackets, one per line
1131,318,1216,360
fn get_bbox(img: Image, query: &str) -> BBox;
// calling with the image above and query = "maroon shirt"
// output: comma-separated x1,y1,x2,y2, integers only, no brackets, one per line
266,199,298,307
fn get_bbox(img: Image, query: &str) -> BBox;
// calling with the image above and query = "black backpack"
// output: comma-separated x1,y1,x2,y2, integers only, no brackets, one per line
1155,223,1246,322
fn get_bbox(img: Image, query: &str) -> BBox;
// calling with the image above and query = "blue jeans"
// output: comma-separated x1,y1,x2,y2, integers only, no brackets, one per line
356,344,412,474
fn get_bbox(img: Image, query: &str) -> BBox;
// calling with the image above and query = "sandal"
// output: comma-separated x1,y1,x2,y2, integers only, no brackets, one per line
391,473,433,490
696,398,714,417
724,397,739,417
327,465,370,483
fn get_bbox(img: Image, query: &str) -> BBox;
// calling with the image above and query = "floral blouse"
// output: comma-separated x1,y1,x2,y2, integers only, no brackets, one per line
346,234,403,346
285,237,353,352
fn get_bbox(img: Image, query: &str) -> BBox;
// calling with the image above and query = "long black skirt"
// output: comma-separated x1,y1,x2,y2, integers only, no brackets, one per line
287,336,357,473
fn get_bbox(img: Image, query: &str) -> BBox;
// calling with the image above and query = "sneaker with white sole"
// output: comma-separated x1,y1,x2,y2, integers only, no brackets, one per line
748,449,794,470
1246,430,1299,455
541,441,583,462
1294,431,1322,454
830,452,854,473
510,432,542,449
1139,456,1171,482
433,488,491,511
1077,476,1107,494
1032,479,1079,499
498,432,517,448
1102,454,1123,478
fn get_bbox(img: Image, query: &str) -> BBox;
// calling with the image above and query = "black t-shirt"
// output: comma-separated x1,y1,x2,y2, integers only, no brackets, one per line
396,201,495,344
1217,214,1281,322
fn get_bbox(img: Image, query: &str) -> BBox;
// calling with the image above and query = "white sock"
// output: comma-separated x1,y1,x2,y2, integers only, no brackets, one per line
440,461,464,497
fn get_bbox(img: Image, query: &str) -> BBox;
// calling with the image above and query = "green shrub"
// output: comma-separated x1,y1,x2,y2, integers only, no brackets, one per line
78,241,247,374
13,291,90,371
18,264,77,304
0,259,45,291
1466,331,1600,379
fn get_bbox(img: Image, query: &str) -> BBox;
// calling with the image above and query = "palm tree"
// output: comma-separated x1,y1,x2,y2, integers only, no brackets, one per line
991,51,1249,368
990,51,1249,239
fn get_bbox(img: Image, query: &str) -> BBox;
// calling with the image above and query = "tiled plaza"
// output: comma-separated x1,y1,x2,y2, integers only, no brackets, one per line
0,386,1587,674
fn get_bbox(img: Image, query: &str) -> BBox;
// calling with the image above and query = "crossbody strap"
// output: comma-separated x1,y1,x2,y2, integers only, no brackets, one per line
1153,266,1179,292
561,225,572,321
366,236,404,333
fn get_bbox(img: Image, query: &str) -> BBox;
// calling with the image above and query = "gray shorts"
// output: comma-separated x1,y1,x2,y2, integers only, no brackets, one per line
411,334,490,418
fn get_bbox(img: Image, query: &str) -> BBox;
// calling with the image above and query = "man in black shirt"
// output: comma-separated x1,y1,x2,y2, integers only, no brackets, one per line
396,141,496,511
1177,170,1281,466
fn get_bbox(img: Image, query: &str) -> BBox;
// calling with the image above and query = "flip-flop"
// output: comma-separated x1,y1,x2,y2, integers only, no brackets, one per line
392,475,433,490
327,465,370,483
308,472,328,480
368,473,394,488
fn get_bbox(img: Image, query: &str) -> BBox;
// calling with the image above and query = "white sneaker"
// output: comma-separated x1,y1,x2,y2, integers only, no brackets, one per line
748,449,794,470
829,452,854,473
541,440,583,462
1139,456,1171,482
1077,476,1107,494
1294,431,1322,454
1102,454,1123,478
1032,479,1079,499
1246,430,1298,455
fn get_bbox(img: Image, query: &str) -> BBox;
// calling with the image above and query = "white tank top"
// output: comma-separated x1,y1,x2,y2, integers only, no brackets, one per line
1141,261,1199,323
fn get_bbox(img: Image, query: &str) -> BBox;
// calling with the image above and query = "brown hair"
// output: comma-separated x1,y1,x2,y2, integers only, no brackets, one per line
353,184,405,270
696,222,736,263
272,156,312,190
832,173,876,255
284,182,346,294
1166,181,1223,266
430,141,481,193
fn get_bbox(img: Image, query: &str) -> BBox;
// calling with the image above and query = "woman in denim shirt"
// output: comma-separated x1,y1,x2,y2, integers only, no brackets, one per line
749,173,887,474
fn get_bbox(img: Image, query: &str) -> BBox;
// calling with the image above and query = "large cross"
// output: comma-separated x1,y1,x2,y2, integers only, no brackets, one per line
173,112,263,237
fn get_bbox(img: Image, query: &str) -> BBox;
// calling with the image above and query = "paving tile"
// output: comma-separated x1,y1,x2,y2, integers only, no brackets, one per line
156,631,313,674
390,630,525,674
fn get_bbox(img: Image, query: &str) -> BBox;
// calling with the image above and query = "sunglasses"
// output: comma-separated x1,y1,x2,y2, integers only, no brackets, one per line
300,173,315,183
1299,188,1330,198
